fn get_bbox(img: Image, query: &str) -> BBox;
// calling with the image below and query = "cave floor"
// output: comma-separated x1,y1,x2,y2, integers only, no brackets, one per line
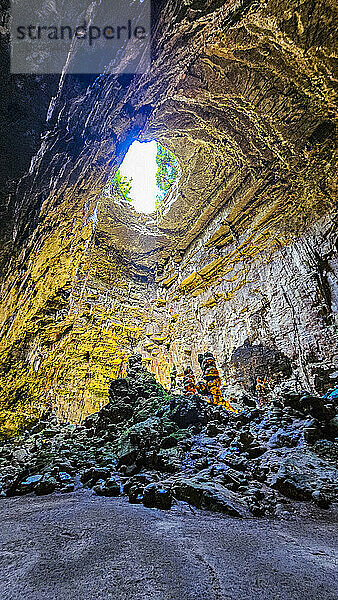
0,491,337,600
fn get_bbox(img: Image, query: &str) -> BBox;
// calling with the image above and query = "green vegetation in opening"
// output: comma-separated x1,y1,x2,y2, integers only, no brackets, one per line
155,143,180,211
107,142,179,213
111,169,133,202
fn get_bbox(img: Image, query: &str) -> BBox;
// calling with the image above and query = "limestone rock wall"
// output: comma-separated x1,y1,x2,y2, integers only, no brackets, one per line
146,211,337,394
0,188,159,433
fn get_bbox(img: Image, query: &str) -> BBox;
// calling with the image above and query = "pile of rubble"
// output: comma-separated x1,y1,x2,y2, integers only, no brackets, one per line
0,355,337,518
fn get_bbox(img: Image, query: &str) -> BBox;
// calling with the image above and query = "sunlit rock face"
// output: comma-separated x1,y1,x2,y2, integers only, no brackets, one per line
0,0,337,434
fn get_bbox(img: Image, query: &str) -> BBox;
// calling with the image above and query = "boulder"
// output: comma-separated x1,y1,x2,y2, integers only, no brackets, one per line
327,416,338,438
108,378,129,399
106,402,134,425
119,463,139,476
115,438,138,468
268,428,302,449
35,476,58,496
80,467,111,486
247,445,267,458
142,483,173,510
313,439,338,461
58,471,73,483
127,484,144,504
160,429,190,449
299,394,335,421
42,428,59,438
123,473,156,495
94,477,121,497
173,475,250,517
270,449,338,502
311,490,330,508
18,474,43,494
160,435,178,449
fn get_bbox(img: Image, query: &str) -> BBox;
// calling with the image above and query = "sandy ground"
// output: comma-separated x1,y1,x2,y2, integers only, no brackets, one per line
0,491,337,600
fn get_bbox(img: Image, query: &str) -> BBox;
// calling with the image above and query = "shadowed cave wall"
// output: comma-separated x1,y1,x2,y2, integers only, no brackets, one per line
0,0,337,435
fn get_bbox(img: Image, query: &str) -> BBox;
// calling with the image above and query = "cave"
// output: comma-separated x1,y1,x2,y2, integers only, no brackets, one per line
1,0,336,433
0,1,337,598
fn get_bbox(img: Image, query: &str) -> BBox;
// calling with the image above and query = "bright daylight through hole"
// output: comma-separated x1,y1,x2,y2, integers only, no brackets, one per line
110,140,179,214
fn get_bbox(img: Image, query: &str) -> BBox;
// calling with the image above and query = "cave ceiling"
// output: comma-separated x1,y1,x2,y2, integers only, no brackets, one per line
5,0,336,281
85,0,337,278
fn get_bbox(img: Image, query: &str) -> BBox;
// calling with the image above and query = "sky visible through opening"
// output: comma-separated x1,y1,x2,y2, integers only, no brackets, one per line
119,140,159,213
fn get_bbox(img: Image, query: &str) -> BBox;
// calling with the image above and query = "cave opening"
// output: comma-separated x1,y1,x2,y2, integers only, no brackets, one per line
109,139,180,214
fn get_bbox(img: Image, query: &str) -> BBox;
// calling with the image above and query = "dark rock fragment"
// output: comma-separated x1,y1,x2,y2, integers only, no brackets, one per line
93,477,121,497
35,476,58,496
142,483,173,510
80,467,111,487
18,474,43,494
127,484,144,504
206,421,223,437
311,490,330,509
